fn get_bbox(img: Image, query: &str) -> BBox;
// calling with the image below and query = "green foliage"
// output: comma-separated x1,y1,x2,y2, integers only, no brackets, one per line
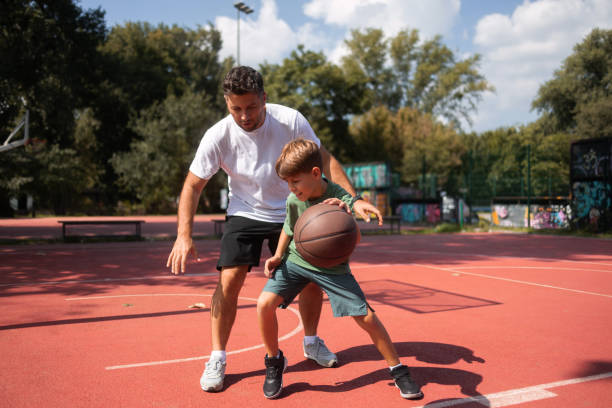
343,28,400,109
0,0,106,146
99,22,223,112
532,28,612,138
434,223,462,233
349,105,464,191
0,143,93,214
93,23,225,206
344,28,493,127
110,90,222,213
459,123,572,206
0,1,106,215
261,46,366,160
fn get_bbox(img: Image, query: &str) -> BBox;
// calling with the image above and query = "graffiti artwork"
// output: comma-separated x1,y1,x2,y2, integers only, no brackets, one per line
571,140,611,179
570,138,611,231
491,203,571,229
344,162,390,189
532,205,571,229
572,181,612,229
492,204,527,227
396,203,441,224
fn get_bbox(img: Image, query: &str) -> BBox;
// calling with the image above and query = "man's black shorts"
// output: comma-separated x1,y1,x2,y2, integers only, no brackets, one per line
217,216,284,271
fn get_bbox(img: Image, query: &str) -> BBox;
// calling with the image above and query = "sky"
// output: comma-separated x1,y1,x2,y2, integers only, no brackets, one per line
78,0,612,133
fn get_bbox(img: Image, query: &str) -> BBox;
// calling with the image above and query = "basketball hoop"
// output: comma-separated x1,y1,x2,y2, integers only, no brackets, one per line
1,110,30,153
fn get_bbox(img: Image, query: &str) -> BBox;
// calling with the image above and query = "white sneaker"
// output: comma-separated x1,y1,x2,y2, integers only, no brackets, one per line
200,358,226,392
303,337,338,367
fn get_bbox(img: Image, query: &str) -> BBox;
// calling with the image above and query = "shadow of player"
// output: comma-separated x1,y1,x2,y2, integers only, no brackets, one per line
237,341,488,402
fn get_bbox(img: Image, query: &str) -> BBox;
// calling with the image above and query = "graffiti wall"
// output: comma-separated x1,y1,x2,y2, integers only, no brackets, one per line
532,204,571,229
571,181,611,229
491,203,571,229
359,190,390,217
344,162,391,189
396,203,441,224
344,162,392,215
491,204,527,227
570,138,611,231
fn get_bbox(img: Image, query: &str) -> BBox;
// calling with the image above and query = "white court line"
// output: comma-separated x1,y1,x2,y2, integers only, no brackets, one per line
412,264,612,299
1,272,217,288
356,248,612,267
452,266,612,274
351,263,612,298
413,371,612,408
64,293,303,370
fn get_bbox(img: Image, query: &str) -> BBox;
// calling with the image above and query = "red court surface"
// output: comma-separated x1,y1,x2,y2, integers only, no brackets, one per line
1,230,611,407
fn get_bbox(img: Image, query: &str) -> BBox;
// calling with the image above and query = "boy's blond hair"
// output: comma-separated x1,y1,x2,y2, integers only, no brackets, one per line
275,138,323,179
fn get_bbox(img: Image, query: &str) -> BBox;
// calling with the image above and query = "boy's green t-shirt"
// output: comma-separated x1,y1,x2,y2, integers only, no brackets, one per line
283,180,354,275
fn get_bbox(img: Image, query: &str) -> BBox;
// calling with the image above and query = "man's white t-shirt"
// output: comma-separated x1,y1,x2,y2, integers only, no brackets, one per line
189,103,321,223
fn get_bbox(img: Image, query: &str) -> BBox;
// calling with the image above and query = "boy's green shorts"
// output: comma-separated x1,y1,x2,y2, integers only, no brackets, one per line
262,261,373,317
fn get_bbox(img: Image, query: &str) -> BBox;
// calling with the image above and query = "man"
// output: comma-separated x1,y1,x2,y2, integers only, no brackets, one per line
166,66,382,392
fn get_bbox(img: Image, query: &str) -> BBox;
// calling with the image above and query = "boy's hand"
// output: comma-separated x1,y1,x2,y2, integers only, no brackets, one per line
322,197,351,214
264,255,282,278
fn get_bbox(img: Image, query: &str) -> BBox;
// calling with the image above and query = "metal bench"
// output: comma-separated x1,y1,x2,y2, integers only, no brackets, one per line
58,220,145,241
356,215,402,233
386,215,402,233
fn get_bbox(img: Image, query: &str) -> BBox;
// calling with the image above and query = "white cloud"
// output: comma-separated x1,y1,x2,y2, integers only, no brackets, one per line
303,0,460,38
304,0,461,63
215,0,296,66
215,0,463,69
471,0,612,132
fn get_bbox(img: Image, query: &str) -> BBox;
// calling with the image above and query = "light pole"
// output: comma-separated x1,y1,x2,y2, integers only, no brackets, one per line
234,2,254,66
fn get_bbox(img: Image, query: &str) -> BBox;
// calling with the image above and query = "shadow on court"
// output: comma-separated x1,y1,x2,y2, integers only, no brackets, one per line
220,341,488,405
353,233,612,266
360,280,501,313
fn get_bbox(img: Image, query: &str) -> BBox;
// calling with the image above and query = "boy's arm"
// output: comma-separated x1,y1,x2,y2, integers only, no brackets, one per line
264,229,292,278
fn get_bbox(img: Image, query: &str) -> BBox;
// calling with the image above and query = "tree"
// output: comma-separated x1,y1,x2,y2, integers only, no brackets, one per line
532,28,612,138
343,28,400,109
261,46,367,161
0,0,106,215
459,122,572,205
343,28,493,127
0,0,106,146
91,22,225,209
110,90,222,213
349,105,464,191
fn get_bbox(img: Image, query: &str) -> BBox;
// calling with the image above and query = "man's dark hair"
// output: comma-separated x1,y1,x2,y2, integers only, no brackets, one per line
223,66,264,96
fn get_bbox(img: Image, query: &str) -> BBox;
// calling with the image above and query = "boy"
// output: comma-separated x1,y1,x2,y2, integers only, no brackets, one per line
256,138,423,400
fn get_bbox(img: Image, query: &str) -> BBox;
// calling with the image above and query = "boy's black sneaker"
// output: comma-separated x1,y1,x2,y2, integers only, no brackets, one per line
263,350,288,399
390,365,423,399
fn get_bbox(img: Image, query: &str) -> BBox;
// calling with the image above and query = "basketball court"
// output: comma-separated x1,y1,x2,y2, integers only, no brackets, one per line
1,228,611,407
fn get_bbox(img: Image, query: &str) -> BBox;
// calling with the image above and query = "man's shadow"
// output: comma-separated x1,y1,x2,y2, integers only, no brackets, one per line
224,341,489,405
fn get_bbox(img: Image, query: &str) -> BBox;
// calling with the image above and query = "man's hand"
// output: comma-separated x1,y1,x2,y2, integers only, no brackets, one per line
166,236,198,275
353,199,383,226
322,197,351,214
264,255,282,278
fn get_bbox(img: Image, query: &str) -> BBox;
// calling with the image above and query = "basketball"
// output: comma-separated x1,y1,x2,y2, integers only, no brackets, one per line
293,203,359,268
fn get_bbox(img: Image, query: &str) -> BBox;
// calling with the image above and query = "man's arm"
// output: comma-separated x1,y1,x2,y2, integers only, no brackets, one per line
319,146,354,195
320,146,383,225
167,172,208,274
